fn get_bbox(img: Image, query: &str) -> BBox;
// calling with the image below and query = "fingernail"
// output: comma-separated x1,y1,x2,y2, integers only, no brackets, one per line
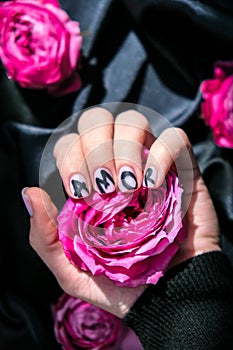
70,174,89,198
118,166,137,192
143,167,157,188
94,168,115,194
21,187,33,216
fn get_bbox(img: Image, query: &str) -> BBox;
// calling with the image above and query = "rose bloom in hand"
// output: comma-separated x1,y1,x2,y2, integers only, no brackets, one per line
0,0,82,96
58,149,185,287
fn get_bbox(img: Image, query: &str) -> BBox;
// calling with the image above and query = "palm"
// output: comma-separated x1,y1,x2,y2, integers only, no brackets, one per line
170,170,220,267
50,242,146,318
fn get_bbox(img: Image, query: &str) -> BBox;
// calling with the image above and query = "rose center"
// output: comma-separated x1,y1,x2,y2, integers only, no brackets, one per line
14,19,34,55
123,206,142,222
11,13,56,57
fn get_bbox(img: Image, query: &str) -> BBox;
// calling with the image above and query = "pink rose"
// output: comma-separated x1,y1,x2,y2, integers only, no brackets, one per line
0,0,82,96
200,61,233,148
53,293,142,350
57,150,185,287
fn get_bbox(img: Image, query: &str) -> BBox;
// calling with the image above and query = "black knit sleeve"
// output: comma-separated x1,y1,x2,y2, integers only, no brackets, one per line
123,252,233,350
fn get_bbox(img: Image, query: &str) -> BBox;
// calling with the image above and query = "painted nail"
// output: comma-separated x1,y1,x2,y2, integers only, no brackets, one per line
21,187,33,216
119,166,137,192
94,168,115,194
143,167,157,188
70,174,89,198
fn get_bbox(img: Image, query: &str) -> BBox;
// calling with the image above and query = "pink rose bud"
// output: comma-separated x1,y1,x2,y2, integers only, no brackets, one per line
53,293,143,350
200,60,233,148
0,0,82,96
57,149,185,287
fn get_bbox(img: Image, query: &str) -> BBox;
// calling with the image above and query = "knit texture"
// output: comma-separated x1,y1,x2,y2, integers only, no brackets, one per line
123,252,233,350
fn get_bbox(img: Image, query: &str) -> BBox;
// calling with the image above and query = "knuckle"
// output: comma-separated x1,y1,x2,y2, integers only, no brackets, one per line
148,128,183,161
78,107,114,133
82,139,109,156
82,143,99,158
53,133,78,159
115,110,150,129
158,127,191,158
173,127,190,146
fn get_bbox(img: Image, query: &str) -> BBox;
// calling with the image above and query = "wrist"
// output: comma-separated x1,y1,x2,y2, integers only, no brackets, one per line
169,244,221,269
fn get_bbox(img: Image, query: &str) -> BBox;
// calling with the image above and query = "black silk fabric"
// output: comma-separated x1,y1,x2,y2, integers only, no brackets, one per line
1,0,233,348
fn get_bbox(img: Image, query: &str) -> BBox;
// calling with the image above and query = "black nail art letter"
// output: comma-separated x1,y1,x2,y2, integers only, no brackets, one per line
144,168,155,187
121,171,137,190
96,170,114,194
71,179,89,198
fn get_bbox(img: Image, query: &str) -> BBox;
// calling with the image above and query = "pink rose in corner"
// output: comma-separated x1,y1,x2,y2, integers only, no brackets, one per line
200,61,233,148
53,293,143,350
0,0,82,96
57,149,185,288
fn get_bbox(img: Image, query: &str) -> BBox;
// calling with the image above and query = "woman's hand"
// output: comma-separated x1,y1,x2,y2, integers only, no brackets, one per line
22,107,221,318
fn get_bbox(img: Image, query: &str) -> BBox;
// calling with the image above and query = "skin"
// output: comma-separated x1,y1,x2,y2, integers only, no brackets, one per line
23,108,221,318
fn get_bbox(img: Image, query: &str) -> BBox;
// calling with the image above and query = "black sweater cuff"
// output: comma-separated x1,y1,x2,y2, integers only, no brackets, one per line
123,252,233,350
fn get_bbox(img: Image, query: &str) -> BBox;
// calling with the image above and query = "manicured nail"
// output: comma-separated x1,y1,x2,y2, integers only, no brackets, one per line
21,187,33,216
70,174,89,198
143,167,157,188
119,166,137,192
94,168,115,194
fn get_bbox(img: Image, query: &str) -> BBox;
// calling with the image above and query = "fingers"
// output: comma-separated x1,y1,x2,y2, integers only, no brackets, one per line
78,107,116,195
54,108,155,197
114,110,155,191
144,127,199,189
54,107,115,198
54,133,91,199
54,107,196,199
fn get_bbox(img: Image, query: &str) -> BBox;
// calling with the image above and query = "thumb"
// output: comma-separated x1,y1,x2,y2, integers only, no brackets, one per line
21,186,70,278
22,187,58,250
21,187,94,297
